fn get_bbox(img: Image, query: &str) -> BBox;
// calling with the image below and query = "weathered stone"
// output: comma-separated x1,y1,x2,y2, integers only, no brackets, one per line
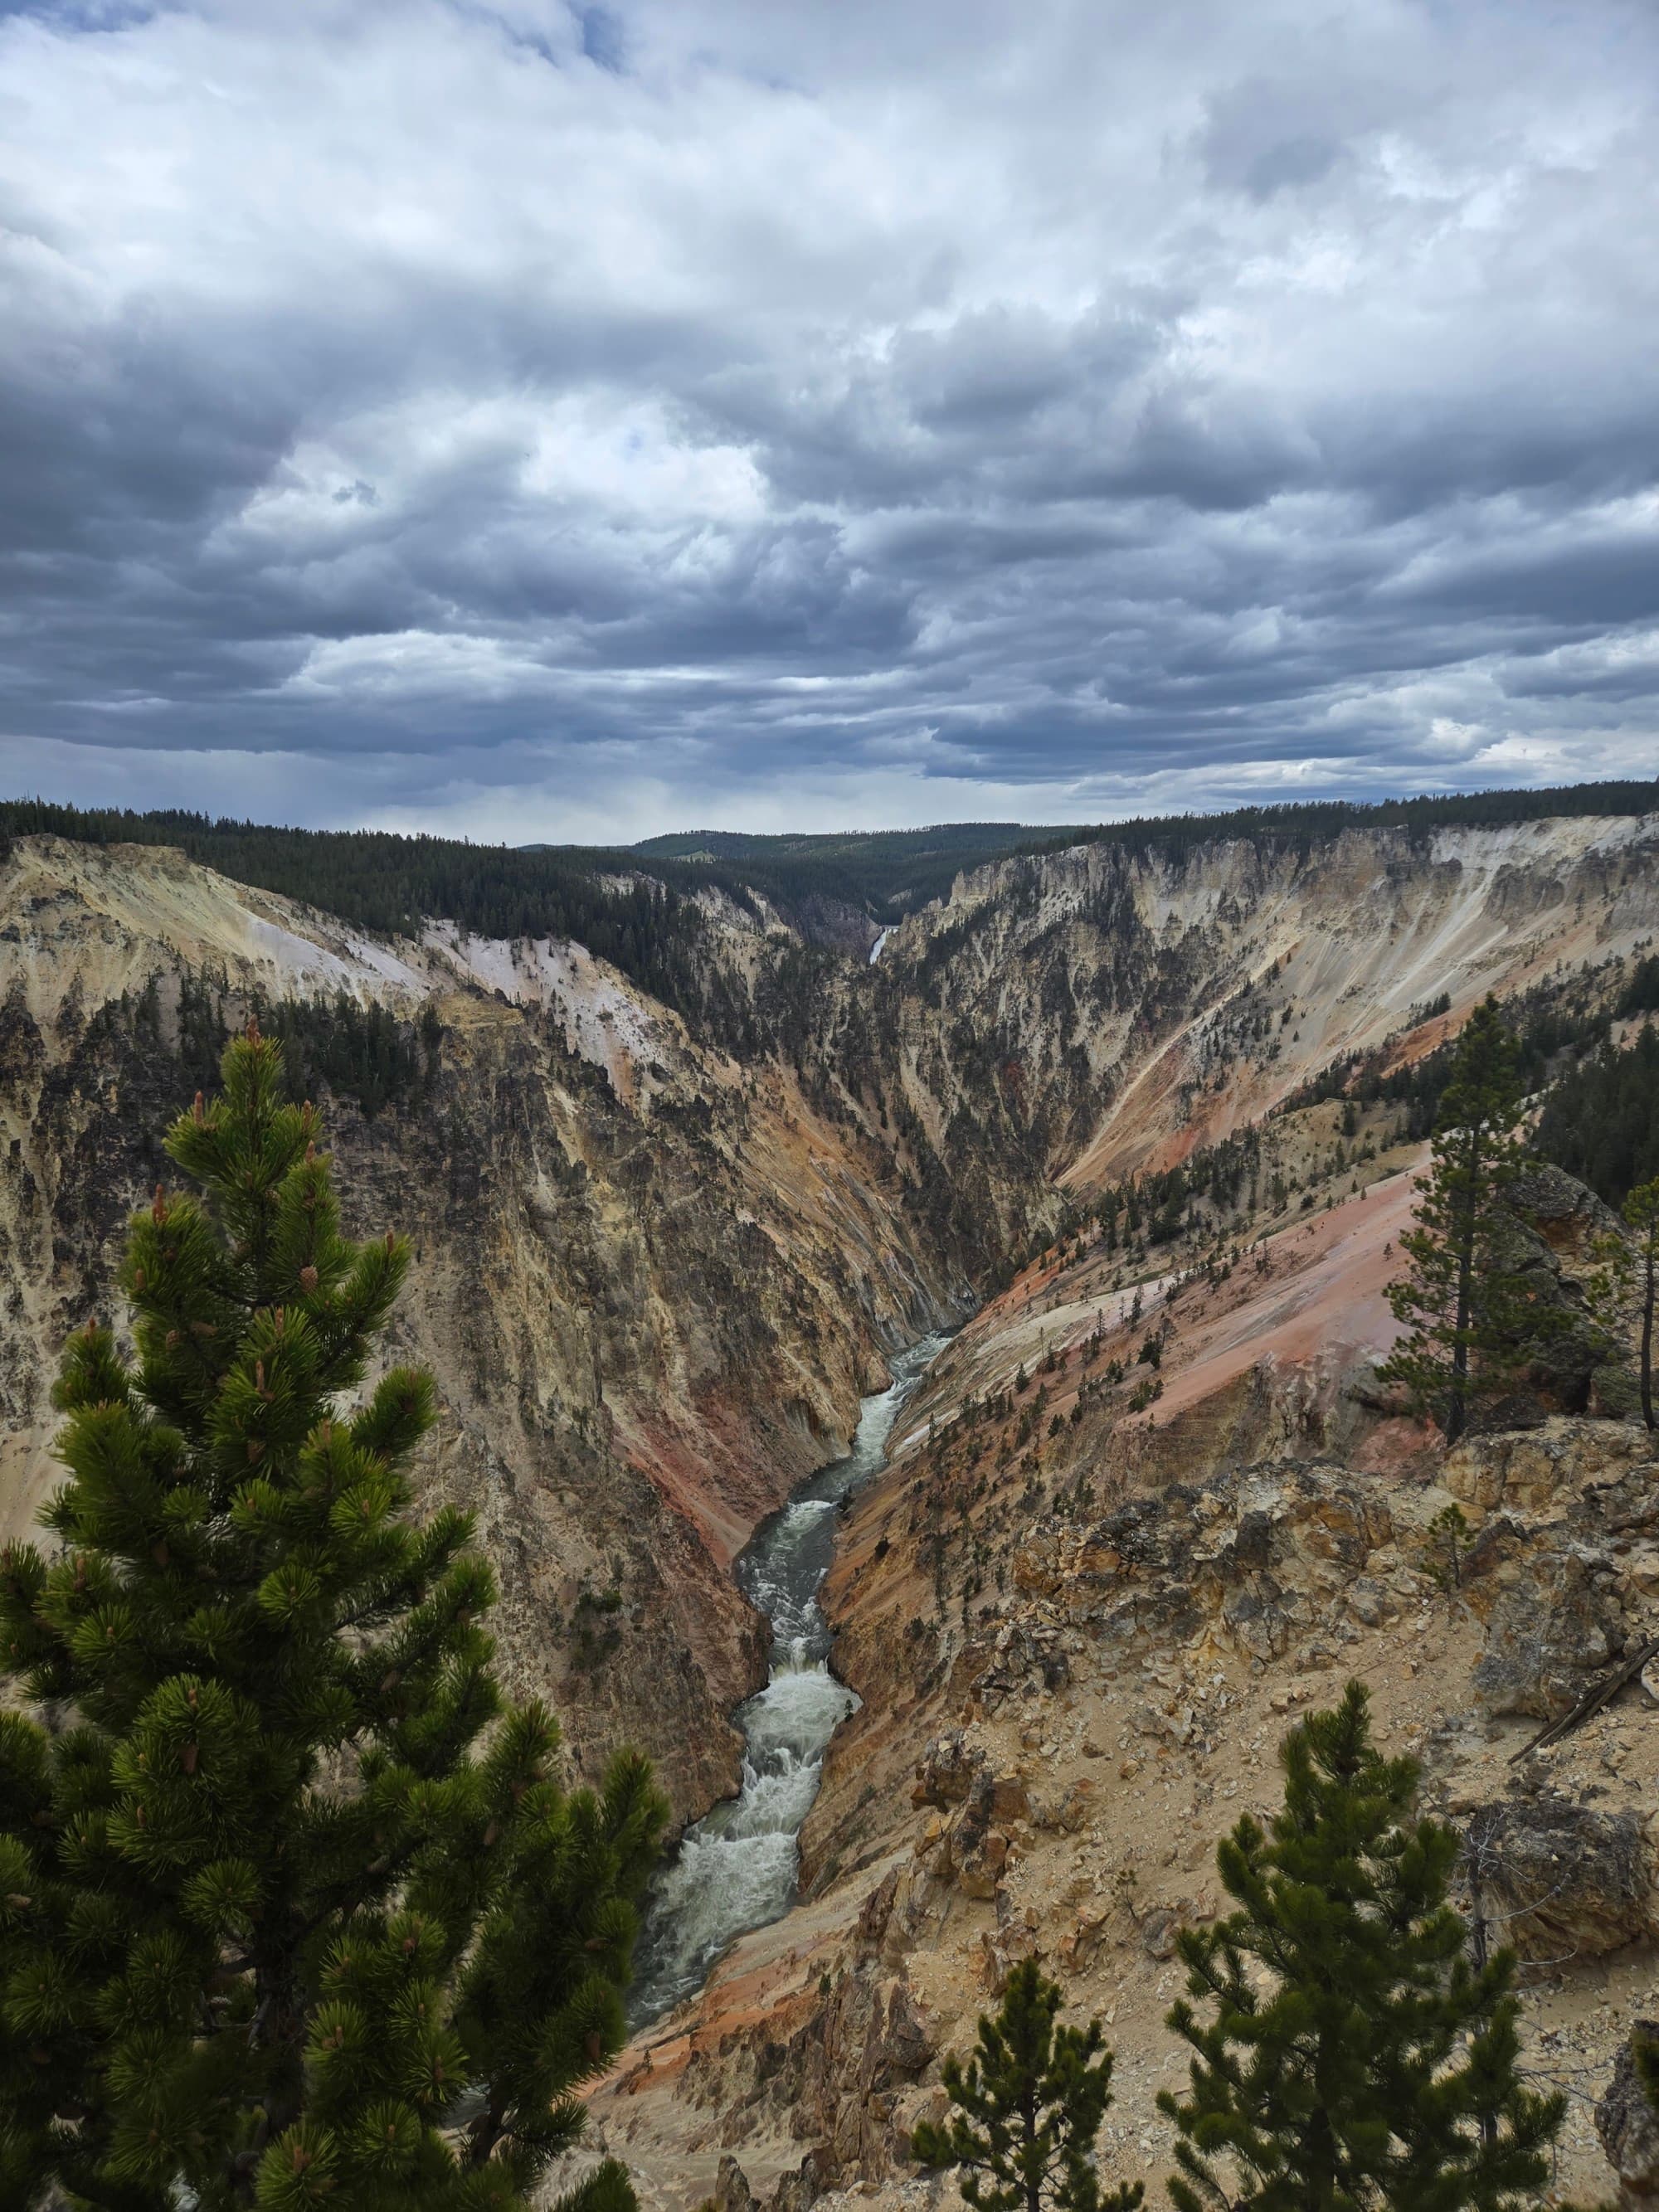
1138,1903,1183,1961
912,1731,980,1809
880,1979,935,2079
857,1866,902,1954
939,1767,1015,1897
1058,1906,1111,1971
1034,1777,1094,1833
1472,1547,1628,1718
766,2151,828,2212
955,1826,1009,1899
1467,1801,1657,1960
1345,1575,1395,1627
1466,1166,1630,1417
1445,1447,1506,1512
714,2155,760,2212
1597,2025,1659,2208
890,2083,950,2165
1593,1363,1646,1422
979,1917,1041,1993
990,1775,1032,1824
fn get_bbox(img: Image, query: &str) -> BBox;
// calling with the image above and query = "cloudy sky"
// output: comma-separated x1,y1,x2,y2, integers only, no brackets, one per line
2,0,1656,842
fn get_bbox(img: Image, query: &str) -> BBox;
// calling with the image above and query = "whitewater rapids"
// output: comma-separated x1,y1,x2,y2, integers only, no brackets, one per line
629,1332,947,2024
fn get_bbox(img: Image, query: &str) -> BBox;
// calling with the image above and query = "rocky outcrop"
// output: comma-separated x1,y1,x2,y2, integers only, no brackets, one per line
1598,2028,1659,2209
1444,1422,1659,1721
987,1459,1398,1680
1469,1553,1628,1719
909,1741,1017,1902
659,1964,936,2192
1467,1801,1657,1961
1480,1161,1628,1420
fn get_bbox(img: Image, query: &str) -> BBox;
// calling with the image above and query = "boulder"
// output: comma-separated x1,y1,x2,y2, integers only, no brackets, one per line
1597,2026,1659,2208
1466,1801,1657,1960
912,1731,980,1809
979,1918,1041,1994
953,1826,1010,1900
890,2082,949,2165
1138,1904,1181,1961
1472,1548,1628,1718
942,1769,1013,1898
1034,1777,1094,1833
1058,1906,1112,1971
1345,1575,1397,1628
990,1774,1032,1825
714,2156,760,2212
1484,1164,1626,1416
1511,1159,1623,1252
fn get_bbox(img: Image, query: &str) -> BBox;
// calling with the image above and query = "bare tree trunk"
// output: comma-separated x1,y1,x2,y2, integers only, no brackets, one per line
1446,1129,1482,1446
1468,1866,1497,2148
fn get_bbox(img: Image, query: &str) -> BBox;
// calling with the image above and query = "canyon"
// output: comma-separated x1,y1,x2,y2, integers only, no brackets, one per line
5,805,1659,2209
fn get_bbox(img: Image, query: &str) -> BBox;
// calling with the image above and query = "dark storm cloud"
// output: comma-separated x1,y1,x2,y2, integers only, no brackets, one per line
1,0,1657,839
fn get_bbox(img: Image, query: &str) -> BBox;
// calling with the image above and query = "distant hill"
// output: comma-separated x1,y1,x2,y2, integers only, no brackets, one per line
630,822,1034,921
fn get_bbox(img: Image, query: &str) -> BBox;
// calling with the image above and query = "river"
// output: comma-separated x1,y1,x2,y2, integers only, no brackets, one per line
628,1330,949,2025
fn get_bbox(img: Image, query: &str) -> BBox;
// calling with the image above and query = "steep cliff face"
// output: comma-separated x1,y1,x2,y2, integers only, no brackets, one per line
0,835,963,1821
584,811,1659,2212
861,814,1659,1190
594,1233,1659,2211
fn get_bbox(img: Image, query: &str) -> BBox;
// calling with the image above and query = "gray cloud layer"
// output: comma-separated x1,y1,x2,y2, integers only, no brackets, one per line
2,0,1657,837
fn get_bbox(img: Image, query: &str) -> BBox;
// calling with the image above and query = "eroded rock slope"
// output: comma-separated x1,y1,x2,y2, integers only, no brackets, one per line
8,811,1659,2211
0,835,962,1819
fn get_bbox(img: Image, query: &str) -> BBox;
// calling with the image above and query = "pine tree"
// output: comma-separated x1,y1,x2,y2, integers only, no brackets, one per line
0,1025,664,2212
1588,1175,1659,1429
1159,1681,1566,2212
1380,998,1529,1442
912,1957,1142,2212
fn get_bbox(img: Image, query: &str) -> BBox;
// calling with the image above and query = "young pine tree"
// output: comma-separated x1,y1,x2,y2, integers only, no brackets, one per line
1380,997,1529,1443
0,1025,664,2212
912,1957,1142,2212
1159,1680,1565,2212
1588,1175,1659,1430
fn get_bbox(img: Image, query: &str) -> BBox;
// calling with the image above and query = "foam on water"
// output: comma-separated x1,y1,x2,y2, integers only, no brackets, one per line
629,1331,948,2025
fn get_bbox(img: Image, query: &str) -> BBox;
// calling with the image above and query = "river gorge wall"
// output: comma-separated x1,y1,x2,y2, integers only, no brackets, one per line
7,811,1659,2209
0,835,966,1821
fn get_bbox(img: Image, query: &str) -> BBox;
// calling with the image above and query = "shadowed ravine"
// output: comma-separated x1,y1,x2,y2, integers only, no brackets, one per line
628,1332,951,2025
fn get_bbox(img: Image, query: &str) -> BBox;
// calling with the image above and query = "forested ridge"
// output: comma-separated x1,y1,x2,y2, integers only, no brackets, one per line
4,776,1656,976
0,801,735,1018
1019,775,1659,869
